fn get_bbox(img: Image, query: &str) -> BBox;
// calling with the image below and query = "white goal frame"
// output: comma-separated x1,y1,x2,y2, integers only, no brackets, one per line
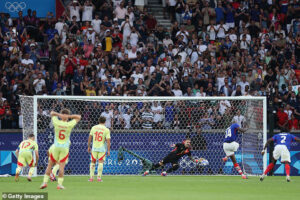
24,95,267,176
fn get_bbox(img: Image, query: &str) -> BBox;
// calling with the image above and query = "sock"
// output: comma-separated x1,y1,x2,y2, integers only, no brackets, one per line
234,163,243,175
43,175,50,183
52,164,59,176
89,163,95,179
285,164,290,176
263,163,275,175
28,167,35,177
58,177,64,186
97,163,103,179
16,166,22,174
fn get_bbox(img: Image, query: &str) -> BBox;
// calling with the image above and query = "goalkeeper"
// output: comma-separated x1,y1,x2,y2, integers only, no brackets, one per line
143,139,199,176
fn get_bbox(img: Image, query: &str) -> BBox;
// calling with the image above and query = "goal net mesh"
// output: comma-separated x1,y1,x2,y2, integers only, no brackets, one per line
20,96,265,176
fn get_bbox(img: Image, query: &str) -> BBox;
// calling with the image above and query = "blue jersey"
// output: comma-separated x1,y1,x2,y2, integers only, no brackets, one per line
272,133,297,150
224,123,240,142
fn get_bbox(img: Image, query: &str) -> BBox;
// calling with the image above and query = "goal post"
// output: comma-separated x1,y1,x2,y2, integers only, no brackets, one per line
20,95,267,176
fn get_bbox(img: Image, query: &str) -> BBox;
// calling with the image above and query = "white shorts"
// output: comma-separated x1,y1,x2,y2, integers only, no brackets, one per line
223,141,239,157
273,145,291,163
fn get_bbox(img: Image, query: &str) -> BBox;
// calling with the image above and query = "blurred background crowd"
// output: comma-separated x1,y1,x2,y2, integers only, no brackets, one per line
0,0,299,130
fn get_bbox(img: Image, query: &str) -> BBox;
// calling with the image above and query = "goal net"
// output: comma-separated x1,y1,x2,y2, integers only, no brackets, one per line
20,96,267,176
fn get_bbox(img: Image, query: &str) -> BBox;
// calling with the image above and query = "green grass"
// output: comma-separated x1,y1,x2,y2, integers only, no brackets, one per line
0,176,299,200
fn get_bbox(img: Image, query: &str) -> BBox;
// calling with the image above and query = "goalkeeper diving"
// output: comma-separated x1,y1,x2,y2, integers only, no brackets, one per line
143,139,204,176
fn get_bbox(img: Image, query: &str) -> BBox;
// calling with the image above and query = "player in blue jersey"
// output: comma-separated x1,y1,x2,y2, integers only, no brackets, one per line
260,130,300,182
222,123,248,179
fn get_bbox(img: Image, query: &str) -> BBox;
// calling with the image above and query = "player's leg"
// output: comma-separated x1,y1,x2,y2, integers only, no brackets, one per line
57,161,67,189
143,157,167,176
40,147,61,189
224,142,246,179
27,154,35,182
280,146,292,182
56,148,69,189
229,154,247,179
15,153,26,182
260,145,280,181
47,149,58,181
97,153,106,182
164,163,179,176
284,161,291,182
40,159,55,189
89,152,97,181
51,164,59,181
260,157,276,181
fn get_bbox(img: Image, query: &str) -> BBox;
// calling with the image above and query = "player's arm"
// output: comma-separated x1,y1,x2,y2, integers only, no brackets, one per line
170,143,180,148
68,114,81,123
188,155,198,163
261,138,273,155
237,127,248,133
294,137,300,143
34,150,39,167
106,138,111,156
50,111,64,118
15,148,19,158
87,135,93,153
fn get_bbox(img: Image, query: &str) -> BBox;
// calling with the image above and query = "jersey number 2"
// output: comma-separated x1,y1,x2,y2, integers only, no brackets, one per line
59,130,66,140
280,136,286,143
95,132,103,142
225,128,232,138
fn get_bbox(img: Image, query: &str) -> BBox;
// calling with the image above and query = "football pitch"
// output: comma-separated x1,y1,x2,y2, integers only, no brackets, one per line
0,176,299,200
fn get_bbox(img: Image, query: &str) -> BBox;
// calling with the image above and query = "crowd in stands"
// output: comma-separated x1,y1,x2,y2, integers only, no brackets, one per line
0,0,299,131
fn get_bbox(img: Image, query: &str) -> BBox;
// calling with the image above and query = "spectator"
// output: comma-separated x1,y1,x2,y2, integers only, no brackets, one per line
114,2,127,25
232,110,246,127
33,73,46,94
121,109,132,129
277,105,289,130
131,109,143,129
101,106,113,129
141,106,154,129
68,0,81,22
152,101,163,128
82,0,95,22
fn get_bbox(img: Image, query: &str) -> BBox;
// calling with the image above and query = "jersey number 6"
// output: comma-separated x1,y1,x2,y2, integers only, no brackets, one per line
95,131,103,142
59,130,66,140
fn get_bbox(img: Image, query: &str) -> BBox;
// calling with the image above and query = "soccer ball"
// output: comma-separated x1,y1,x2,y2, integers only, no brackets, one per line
198,158,209,166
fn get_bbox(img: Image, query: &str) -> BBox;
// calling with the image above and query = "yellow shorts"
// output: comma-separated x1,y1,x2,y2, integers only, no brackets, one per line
18,151,34,167
50,146,69,163
91,151,106,162
48,145,69,164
